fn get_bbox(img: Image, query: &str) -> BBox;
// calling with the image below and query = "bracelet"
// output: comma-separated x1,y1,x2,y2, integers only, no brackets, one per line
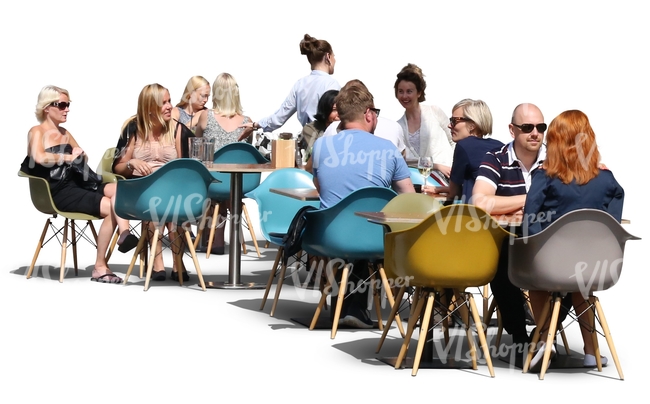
126,160,133,171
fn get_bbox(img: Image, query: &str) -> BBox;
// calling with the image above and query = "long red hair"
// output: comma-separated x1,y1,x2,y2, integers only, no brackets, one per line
544,110,600,185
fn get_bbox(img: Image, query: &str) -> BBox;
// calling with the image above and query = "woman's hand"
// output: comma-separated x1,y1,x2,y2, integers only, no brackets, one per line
129,159,152,176
433,163,451,178
71,146,85,162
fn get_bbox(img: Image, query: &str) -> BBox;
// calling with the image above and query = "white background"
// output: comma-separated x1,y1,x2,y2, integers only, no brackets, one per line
1,0,648,401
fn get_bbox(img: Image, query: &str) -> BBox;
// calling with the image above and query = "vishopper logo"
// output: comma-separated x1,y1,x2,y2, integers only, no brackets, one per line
570,259,623,299
575,132,598,171
315,133,404,181
288,258,414,304
144,193,211,226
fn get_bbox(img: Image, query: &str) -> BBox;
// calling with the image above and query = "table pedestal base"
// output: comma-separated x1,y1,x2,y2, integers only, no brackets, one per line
205,281,266,290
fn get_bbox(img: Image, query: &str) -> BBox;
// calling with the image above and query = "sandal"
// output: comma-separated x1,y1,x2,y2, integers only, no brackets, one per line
90,273,123,284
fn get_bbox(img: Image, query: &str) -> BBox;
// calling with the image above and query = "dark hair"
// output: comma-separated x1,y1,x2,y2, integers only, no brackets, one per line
313,89,339,128
299,34,333,65
394,63,426,102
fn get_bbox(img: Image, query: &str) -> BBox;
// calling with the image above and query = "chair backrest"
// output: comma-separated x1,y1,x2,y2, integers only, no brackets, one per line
244,168,319,242
384,204,514,288
209,142,270,200
95,147,124,182
302,186,397,261
381,193,442,232
114,158,216,225
508,208,640,295
18,170,100,219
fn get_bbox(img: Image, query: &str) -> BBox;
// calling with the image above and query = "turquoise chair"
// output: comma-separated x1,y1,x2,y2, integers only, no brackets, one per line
301,186,397,338
195,142,269,258
114,158,216,291
245,168,320,316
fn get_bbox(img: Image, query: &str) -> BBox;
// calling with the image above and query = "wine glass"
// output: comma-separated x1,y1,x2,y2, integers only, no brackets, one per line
417,156,433,193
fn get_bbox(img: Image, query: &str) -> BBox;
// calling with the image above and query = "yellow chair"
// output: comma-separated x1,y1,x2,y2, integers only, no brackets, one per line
384,204,515,376
376,193,442,351
19,170,118,283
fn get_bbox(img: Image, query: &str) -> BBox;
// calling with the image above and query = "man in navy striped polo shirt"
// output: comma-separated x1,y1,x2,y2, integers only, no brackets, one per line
472,103,546,356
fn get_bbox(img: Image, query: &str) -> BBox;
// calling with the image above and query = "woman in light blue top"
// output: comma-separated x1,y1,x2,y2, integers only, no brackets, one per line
249,34,340,133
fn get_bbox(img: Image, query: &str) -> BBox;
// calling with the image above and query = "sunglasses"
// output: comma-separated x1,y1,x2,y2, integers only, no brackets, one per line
512,123,547,133
50,101,71,110
449,116,470,127
367,107,380,117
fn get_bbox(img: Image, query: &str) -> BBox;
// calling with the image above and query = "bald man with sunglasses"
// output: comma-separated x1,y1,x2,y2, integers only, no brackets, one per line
471,103,547,361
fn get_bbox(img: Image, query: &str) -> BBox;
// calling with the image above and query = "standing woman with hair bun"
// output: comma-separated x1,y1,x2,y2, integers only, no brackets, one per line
247,34,340,133
394,63,454,177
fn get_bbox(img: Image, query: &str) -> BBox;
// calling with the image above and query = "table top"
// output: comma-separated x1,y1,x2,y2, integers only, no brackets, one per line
355,210,523,227
209,163,276,173
269,187,319,201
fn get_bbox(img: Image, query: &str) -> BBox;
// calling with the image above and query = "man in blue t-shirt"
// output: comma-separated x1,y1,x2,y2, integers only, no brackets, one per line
311,81,414,328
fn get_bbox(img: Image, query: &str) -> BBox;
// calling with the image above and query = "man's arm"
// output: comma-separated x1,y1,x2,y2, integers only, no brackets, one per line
472,179,526,214
392,178,415,194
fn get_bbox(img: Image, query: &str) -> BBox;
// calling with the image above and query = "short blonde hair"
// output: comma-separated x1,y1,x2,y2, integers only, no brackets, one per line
176,76,210,109
452,98,493,137
35,85,70,123
211,73,243,117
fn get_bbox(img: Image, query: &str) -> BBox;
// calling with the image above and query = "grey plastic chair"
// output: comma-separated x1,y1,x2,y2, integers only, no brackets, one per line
508,208,640,380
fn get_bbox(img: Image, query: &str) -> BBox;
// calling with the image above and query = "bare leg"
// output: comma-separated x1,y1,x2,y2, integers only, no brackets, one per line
93,196,118,278
572,293,596,355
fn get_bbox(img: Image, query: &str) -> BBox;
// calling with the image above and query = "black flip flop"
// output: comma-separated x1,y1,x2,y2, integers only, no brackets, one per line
90,273,123,284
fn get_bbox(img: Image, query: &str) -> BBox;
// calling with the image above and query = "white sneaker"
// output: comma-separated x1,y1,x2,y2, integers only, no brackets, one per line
583,353,608,367
529,341,556,373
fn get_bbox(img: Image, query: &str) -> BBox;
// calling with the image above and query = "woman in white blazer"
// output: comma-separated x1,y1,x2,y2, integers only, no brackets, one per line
394,63,454,177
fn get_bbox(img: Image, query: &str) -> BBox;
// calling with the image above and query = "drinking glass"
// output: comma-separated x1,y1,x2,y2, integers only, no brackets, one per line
202,138,215,168
189,137,203,161
417,156,433,192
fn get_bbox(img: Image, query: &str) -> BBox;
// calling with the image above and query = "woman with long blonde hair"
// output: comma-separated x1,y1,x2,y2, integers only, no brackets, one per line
114,83,186,281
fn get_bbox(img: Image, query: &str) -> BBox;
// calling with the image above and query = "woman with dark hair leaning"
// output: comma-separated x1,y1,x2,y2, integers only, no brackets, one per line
21,85,134,283
247,34,340,133
394,63,454,177
524,109,624,371
302,89,339,171
113,83,187,282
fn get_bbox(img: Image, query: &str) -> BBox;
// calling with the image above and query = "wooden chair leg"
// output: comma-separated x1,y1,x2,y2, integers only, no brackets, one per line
594,297,623,379
376,286,406,353
193,204,212,250
468,293,495,377
331,264,350,339
242,203,261,257
412,291,435,376
369,269,383,331
59,218,69,283
395,289,426,369
71,220,79,276
378,266,405,337
260,247,283,310
184,230,206,291
539,297,562,380
206,203,220,259
265,241,270,248
27,219,50,279
523,294,552,373
105,228,120,263
143,227,160,292
454,290,478,370
309,264,338,330
270,260,288,317
123,233,148,284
